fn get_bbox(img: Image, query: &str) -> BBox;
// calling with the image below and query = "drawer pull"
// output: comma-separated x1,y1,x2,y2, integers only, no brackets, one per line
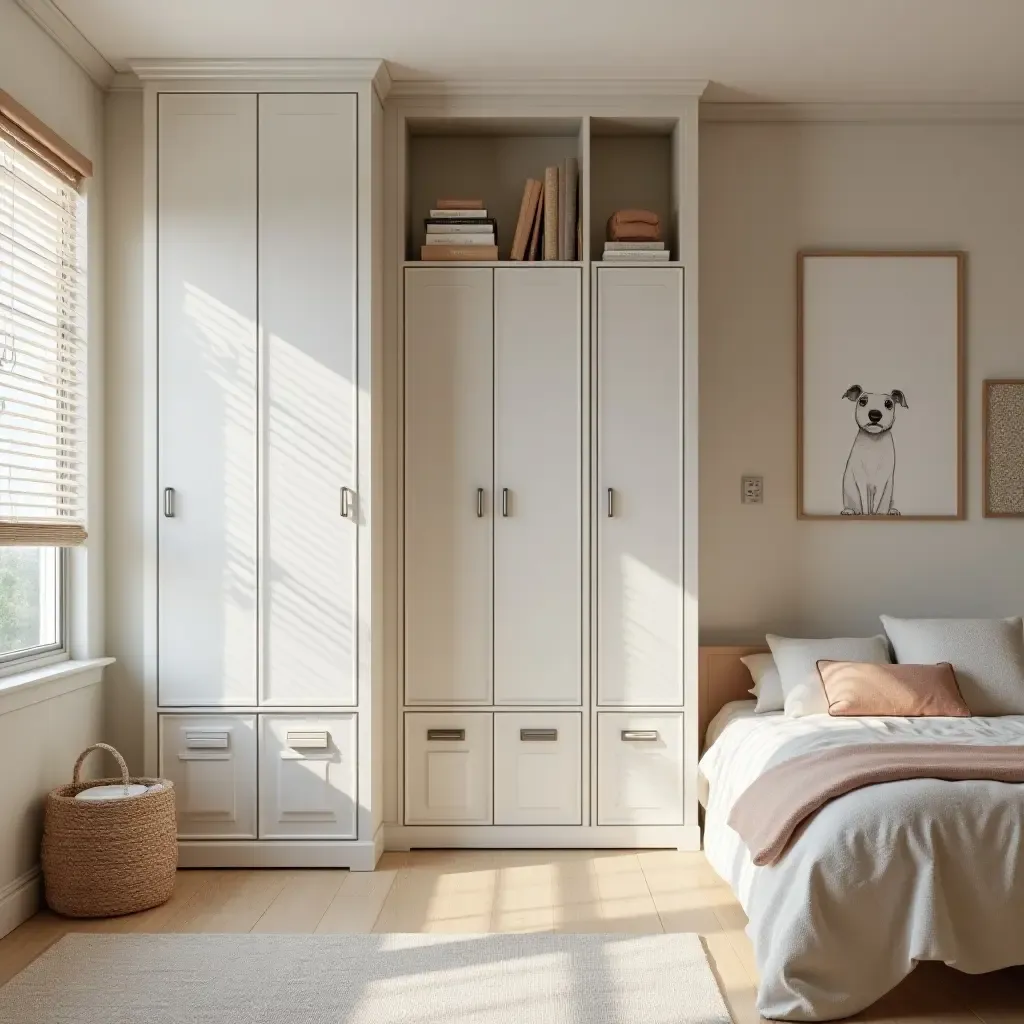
520,728,558,742
184,729,229,750
621,730,659,742
427,728,465,742
286,730,329,749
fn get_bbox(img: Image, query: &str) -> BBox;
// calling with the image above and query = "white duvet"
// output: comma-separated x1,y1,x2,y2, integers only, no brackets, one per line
699,701,1024,1021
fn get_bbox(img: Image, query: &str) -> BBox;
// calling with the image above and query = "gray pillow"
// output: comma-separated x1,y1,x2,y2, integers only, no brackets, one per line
880,616,1024,716
766,634,892,717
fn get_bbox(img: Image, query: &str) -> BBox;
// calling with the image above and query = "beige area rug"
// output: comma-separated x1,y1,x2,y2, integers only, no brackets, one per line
0,932,732,1024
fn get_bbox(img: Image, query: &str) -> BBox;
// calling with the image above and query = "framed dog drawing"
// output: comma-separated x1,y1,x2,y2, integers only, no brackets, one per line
798,251,965,520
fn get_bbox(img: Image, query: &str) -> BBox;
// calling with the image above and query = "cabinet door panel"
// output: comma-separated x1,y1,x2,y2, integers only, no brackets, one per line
158,714,257,838
493,269,582,705
493,712,581,825
596,268,684,706
158,94,258,707
404,713,492,824
404,269,494,704
258,714,357,839
259,94,359,706
597,713,684,825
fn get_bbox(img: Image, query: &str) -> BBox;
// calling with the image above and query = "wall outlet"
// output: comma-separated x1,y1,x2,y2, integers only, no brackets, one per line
741,475,763,504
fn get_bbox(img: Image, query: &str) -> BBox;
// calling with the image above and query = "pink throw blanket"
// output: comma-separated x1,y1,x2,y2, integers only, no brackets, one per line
728,742,1024,866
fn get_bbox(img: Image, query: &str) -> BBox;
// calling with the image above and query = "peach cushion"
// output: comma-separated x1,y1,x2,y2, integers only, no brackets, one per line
816,660,971,718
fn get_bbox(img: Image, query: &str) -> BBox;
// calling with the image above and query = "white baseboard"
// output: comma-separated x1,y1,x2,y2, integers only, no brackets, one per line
0,866,41,938
384,824,702,852
176,840,381,871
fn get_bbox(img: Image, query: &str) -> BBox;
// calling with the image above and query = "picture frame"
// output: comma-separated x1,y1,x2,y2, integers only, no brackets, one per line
983,379,1024,517
797,251,965,520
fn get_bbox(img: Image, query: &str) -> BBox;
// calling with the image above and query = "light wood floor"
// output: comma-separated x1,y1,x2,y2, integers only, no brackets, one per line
1,850,1022,1023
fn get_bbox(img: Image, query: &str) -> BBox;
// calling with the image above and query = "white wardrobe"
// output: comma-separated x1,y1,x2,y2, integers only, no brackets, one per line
400,262,689,843
142,65,386,869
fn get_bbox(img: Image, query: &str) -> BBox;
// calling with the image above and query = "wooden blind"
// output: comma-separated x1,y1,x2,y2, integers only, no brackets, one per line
0,96,89,547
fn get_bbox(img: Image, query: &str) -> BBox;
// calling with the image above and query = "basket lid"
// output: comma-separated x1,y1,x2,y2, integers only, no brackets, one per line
74,784,151,801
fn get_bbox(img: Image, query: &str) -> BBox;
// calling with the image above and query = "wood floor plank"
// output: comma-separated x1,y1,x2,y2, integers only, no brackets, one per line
1,850,1022,1024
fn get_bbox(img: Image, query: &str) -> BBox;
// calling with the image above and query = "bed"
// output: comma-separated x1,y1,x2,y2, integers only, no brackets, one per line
697,645,1024,1021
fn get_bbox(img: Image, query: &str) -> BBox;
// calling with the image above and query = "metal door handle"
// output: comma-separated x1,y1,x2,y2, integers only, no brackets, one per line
184,729,228,750
501,488,509,517
520,728,558,742
621,730,659,742
287,730,329,749
163,487,175,518
607,487,614,518
427,729,466,742
476,488,484,518
340,486,353,518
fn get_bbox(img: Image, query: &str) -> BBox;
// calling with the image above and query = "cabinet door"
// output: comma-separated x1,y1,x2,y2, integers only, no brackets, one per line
493,269,582,705
493,712,582,825
258,715,357,839
157,94,258,707
596,268,684,706
404,269,494,704
259,94,359,706
596,713,684,825
404,713,492,824
158,715,257,838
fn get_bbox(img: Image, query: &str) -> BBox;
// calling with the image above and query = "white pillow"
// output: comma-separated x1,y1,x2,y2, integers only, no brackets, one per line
880,615,1024,716
766,633,892,717
741,652,784,713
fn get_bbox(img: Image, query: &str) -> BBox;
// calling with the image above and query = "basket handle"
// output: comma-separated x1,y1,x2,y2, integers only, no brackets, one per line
73,743,131,794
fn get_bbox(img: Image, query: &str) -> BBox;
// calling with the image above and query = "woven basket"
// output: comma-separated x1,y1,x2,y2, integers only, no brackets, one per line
41,743,178,918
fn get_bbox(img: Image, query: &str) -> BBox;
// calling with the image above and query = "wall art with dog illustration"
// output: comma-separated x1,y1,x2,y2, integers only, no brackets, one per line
798,252,964,520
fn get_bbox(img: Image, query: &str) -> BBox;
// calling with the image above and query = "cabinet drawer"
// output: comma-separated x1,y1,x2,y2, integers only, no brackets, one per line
597,713,684,825
405,713,492,825
158,714,257,839
258,715,357,839
493,713,581,825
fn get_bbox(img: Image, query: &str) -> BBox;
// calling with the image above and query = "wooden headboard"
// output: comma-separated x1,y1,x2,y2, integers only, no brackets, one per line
698,645,769,742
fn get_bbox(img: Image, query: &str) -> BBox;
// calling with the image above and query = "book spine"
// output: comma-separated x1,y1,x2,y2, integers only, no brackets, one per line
543,167,558,261
424,234,496,245
526,191,544,262
601,253,672,261
509,179,534,261
557,164,567,260
420,245,499,261
428,209,489,219
435,199,483,210
564,157,578,261
604,241,665,251
426,221,496,235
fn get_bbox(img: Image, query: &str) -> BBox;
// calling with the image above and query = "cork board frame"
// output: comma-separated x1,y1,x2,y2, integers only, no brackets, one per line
983,379,1024,517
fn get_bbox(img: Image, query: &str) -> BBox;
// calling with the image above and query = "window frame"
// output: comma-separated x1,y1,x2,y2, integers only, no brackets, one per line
0,546,68,673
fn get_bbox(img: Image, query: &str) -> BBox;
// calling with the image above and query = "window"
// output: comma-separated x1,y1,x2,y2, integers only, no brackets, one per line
0,91,91,666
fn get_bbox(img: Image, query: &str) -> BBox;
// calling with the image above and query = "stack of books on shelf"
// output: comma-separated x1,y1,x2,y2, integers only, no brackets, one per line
421,199,498,261
507,156,580,261
602,209,670,261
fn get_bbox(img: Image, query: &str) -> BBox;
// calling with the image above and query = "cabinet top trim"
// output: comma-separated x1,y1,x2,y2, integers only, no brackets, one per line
127,58,391,96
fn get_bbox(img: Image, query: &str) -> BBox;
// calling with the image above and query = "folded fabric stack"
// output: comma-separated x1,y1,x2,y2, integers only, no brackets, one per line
603,209,670,261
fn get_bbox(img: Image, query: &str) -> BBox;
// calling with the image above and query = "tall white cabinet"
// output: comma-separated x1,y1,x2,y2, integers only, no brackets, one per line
389,91,701,850
142,63,388,870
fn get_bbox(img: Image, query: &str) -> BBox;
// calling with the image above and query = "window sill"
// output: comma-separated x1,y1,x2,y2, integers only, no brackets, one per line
0,657,114,717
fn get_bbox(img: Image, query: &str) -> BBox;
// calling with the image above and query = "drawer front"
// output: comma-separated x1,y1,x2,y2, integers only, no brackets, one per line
405,713,492,825
158,714,257,839
258,715,357,839
493,712,582,825
597,713,684,825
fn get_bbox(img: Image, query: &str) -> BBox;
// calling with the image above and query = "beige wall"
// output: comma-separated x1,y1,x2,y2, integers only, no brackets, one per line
103,90,145,770
699,120,1024,643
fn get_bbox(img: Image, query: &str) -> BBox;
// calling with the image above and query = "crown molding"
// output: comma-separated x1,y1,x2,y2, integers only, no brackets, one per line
14,0,115,89
108,71,142,93
389,77,709,101
701,101,1024,124
127,58,390,91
